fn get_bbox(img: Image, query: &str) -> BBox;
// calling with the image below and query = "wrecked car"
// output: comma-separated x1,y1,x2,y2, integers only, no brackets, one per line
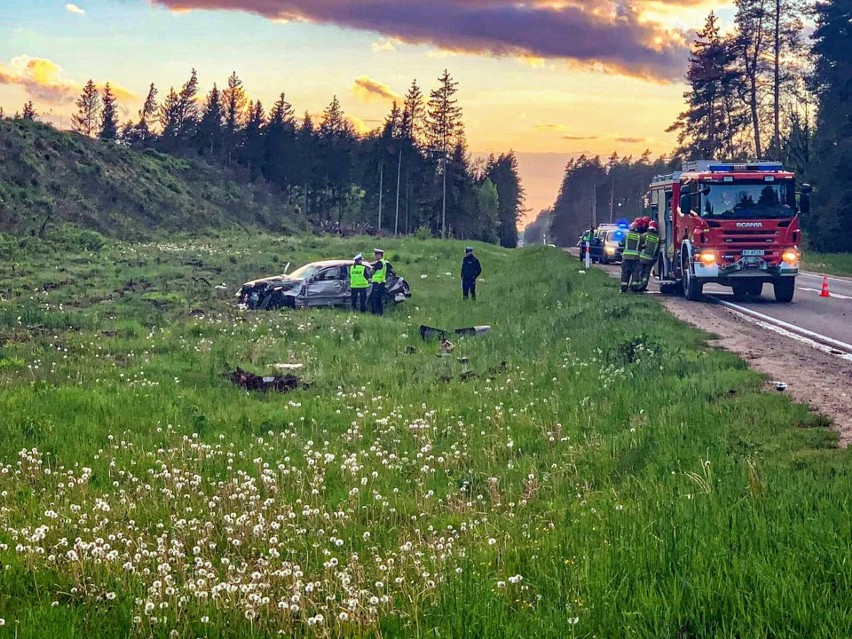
237,259,412,310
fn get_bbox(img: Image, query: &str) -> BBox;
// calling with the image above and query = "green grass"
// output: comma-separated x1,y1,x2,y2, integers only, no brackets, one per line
803,252,852,278
0,233,850,638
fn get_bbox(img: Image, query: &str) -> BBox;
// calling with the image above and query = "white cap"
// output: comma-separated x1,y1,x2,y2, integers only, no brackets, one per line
354,254,363,261
374,248,384,254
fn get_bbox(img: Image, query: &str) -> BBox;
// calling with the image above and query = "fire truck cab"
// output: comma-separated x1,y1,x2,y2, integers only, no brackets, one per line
647,161,811,302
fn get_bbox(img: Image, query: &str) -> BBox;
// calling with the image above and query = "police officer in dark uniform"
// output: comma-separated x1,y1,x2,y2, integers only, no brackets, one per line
461,246,482,300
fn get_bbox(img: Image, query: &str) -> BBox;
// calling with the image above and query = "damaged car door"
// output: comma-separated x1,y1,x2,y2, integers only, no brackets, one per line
305,266,349,307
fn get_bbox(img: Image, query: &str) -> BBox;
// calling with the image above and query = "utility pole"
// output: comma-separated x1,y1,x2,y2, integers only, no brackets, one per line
378,161,384,231
394,147,402,236
592,184,597,229
609,178,615,222
441,157,447,239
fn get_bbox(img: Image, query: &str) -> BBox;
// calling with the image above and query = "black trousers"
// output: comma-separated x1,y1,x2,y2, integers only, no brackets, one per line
462,278,477,299
351,288,367,312
369,283,385,315
620,259,641,292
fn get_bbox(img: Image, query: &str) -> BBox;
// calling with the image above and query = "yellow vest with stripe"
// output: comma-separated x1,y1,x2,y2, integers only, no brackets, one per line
639,233,660,264
623,231,641,260
372,259,389,284
350,264,369,289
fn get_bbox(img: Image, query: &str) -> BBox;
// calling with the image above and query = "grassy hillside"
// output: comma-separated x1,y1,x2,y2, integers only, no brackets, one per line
0,119,304,239
0,233,850,638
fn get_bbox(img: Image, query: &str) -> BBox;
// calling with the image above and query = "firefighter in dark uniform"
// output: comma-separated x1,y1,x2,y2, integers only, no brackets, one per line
350,254,369,312
620,219,643,293
369,248,391,315
635,221,661,293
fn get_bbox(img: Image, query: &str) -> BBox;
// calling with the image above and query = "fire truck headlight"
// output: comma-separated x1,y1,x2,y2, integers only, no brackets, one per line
698,250,718,266
782,249,800,265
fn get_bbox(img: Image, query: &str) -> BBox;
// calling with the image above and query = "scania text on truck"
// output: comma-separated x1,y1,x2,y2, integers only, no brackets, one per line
647,161,811,302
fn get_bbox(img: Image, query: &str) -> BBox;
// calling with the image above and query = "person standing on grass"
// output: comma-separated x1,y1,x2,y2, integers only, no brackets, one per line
369,248,390,315
461,246,482,300
350,254,369,312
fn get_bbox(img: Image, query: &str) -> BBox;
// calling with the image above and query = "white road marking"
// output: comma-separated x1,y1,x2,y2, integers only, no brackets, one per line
800,271,852,284
709,297,852,359
718,310,852,363
798,287,852,300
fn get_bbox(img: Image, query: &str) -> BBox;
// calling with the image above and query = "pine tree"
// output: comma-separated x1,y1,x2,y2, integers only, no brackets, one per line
806,0,852,252
176,68,199,141
668,12,745,159
263,93,297,190
241,100,265,179
72,79,101,137
22,101,37,121
426,70,463,237
124,84,158,145
769,0,807,157
99,83,119,140
197,83,223,155
320,95,347,138
486,152,525,248
159,87,180,141
401,79,425,146
222,72,247,164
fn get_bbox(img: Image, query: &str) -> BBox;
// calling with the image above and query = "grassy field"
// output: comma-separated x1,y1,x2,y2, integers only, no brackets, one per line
803,252,852,278
0,231,850,638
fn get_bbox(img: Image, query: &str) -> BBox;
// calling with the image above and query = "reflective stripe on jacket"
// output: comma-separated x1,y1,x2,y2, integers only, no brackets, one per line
371,259,389,284
639,233,660,264
350,264,369,289
623,231,641,260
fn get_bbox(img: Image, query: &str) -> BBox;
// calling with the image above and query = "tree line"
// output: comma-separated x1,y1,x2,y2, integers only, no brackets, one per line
527,0,851,252
2,70,524,247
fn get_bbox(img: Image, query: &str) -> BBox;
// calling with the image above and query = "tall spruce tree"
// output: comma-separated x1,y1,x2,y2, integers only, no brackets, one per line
426,70,463,237
99,83,119,140
486,151,525,248
668,13,744,159
197,83,223,155
263,93,297,191
222,72,247,164
72,79,101,137
806,0,852,252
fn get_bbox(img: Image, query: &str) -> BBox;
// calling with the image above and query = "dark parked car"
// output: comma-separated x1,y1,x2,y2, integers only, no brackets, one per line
237,260,412,310
578,224,621,263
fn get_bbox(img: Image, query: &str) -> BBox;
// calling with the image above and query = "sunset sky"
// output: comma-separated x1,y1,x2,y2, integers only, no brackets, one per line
0,0,736,222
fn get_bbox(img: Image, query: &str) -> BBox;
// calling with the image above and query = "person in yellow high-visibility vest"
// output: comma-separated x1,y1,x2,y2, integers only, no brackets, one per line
635,221,661,293
620,220,643,293
369,248,390,315
349,254,369,312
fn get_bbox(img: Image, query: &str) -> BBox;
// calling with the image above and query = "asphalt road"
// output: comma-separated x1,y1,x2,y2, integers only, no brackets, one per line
569,248,852,350
701,272,852,348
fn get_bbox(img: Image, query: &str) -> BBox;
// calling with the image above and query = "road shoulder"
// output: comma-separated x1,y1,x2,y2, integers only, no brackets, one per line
660,296,852,447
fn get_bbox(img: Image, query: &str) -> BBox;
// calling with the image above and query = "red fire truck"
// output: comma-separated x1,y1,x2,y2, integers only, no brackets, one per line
647,161,811,302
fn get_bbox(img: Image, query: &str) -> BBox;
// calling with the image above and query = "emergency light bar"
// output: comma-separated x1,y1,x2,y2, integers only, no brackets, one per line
682,160,785,173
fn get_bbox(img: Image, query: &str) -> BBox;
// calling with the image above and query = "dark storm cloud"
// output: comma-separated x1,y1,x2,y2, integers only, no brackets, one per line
152,0,691,80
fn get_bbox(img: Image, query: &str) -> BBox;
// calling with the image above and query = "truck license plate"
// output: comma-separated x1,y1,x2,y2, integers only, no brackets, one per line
742,250,765,257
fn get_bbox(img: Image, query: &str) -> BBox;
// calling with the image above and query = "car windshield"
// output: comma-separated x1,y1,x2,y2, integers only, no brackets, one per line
606,230,626,243
287,264,324,281
700,181,795,220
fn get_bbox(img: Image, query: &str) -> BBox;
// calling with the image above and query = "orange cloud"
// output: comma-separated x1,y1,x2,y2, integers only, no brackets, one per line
0,55,135,104
352,75,402,103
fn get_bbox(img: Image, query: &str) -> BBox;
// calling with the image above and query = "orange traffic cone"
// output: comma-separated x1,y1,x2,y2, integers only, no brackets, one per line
820,275,831,298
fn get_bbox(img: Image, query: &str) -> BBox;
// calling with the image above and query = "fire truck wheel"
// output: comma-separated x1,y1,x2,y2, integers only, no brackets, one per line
683,258,703,301
773,278,795,303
